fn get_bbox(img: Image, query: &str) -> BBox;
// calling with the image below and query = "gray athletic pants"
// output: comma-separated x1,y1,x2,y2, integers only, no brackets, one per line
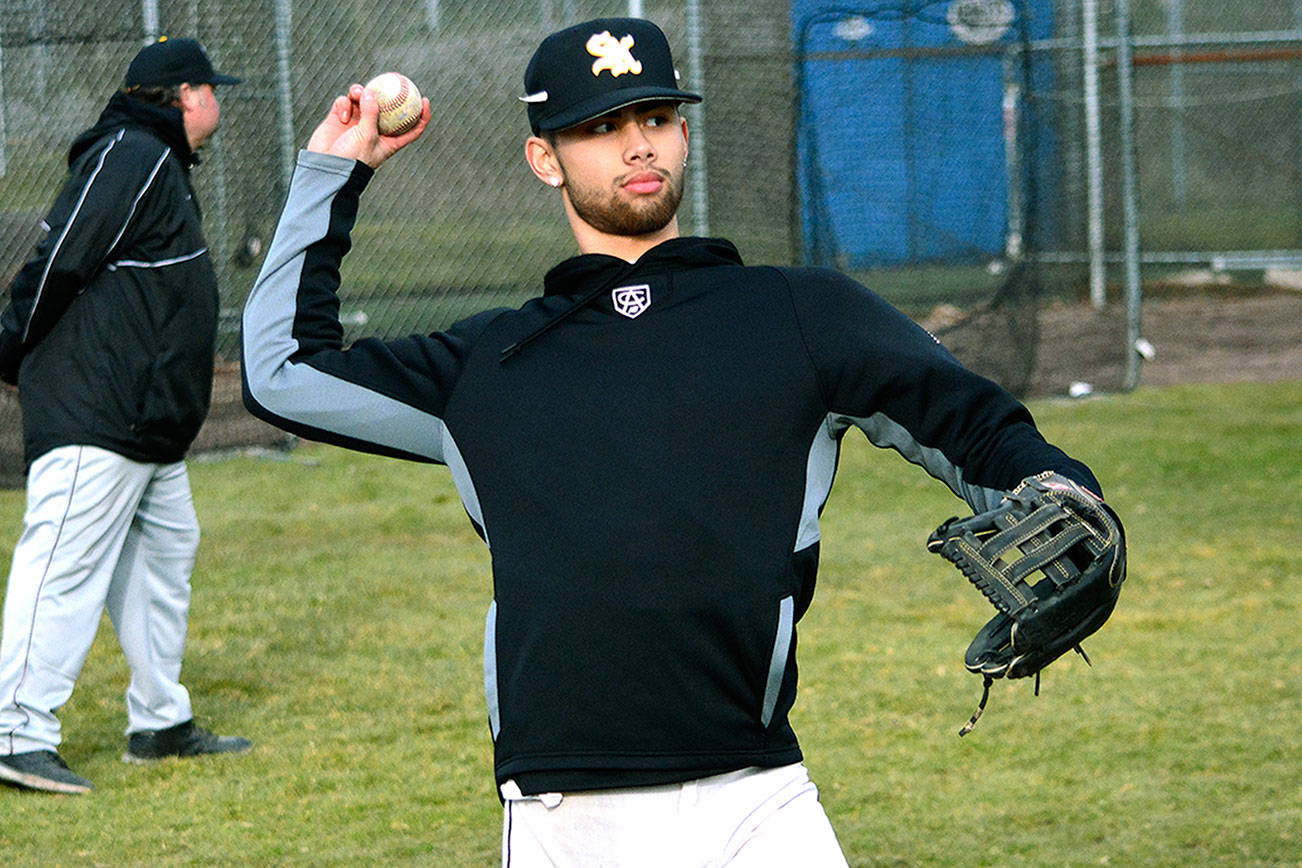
0,445,197,754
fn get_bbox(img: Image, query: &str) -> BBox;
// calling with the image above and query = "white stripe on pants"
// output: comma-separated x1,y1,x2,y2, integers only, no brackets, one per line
0,445,197,754
501,763,850,868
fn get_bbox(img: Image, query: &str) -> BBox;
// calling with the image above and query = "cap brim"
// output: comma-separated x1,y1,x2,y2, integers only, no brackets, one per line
206,73,242,85
538,87,701,132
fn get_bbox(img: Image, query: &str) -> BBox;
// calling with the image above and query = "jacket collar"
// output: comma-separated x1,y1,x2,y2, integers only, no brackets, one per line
542,236,744,298
69,92,196,168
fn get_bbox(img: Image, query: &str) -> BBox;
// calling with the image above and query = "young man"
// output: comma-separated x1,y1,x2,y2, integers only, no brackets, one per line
242,18,1113,866
0,37,252,796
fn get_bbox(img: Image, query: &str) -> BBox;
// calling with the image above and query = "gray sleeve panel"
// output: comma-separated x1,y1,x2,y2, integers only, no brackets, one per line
442,427,489,547
760,596,795,728
794,410,1005,554
241,151,447,462
795,416,841,551
484,600,500,739
831,412,1007,513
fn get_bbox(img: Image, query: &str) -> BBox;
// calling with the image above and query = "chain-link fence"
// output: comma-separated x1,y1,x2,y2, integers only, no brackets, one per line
2,0,1299,482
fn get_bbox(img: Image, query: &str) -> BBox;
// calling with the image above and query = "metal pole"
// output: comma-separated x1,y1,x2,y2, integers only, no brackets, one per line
199,2,232,295
1294,1,1302,246
627,0,643,17
1167,0,1186,208
1002,48,1023,260
1116,0,1143,390
1082,0,1106,308
274,0,296,193
685,0,708,236
142,0,160,42
33,0,48,87
0,30,7,178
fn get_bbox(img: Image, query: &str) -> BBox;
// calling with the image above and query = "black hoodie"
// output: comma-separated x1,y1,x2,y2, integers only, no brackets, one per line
243,151,1102,796
0,92,218,465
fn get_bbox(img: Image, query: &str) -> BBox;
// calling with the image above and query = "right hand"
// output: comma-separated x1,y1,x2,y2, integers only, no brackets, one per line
306,83,430,169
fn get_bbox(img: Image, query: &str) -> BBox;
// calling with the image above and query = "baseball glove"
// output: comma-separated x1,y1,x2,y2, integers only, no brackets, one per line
927,471,1126,735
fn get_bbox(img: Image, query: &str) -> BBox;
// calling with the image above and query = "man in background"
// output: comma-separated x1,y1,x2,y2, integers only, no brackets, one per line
0,37,252,795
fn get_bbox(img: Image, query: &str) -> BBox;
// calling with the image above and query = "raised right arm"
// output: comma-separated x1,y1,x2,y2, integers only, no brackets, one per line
241,150,495,464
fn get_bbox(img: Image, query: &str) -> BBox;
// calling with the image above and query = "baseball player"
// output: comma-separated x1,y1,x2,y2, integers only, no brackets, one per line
0,38,251,796
241,18,1111,866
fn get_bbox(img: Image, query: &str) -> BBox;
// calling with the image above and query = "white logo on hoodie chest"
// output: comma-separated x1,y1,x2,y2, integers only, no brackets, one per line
612,284,652,319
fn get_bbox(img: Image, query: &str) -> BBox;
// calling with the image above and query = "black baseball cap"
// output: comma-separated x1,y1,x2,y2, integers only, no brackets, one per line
124,37,241,89
522,18,700,134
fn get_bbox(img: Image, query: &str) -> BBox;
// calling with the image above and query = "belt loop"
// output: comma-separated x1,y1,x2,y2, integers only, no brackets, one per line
680,777,700,810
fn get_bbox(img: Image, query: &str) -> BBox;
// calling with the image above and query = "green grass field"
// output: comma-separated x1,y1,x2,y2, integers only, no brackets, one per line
0,380,1298,866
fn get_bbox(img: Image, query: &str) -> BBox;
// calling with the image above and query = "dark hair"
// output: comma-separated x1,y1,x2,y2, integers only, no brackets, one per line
122,84,183,106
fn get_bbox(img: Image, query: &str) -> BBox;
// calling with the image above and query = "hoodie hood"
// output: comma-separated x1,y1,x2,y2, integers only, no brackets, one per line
69,92,195,168
542,237,744,298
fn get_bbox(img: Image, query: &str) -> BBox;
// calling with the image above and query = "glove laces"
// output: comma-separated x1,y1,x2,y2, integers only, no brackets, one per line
958,644,1092,737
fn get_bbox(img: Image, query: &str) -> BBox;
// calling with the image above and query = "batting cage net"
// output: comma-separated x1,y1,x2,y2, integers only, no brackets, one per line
2,0,1300,482
792,0,1054,396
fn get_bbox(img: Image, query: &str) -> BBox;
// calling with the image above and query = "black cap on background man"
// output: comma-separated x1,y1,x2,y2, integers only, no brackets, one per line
124,37,242,90
521,18,700,134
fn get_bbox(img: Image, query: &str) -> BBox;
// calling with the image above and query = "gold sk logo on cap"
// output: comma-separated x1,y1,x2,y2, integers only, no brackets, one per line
587,32,642,78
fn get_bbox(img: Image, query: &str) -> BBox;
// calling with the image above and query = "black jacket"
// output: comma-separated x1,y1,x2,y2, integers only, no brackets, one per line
0,93,218,465
243,152,1101,795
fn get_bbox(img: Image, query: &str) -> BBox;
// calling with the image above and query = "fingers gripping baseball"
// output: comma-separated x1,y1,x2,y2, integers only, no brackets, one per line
305,90,361,153
306,83,430,169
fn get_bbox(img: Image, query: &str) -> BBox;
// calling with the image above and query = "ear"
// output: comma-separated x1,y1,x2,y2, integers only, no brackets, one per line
176,82,199,110
525,135,563,188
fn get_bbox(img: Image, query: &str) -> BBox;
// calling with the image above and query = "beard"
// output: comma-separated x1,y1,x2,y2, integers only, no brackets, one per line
562,163,685,237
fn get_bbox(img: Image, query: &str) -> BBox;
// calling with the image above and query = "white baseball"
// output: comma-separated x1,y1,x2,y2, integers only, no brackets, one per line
365,72,422,136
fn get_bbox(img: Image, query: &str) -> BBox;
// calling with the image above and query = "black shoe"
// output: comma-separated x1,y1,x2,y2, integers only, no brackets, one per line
123,719,253,764
0,750,94,794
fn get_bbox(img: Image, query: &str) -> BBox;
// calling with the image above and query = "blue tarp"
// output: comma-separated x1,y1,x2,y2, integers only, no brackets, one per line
793,0,1054,267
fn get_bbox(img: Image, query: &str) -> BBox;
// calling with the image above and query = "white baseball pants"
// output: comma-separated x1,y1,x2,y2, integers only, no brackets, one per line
501,762,850,868
0,445,198,754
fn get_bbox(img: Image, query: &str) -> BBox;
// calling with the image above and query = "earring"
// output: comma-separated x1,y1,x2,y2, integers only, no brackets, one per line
549,177,562,187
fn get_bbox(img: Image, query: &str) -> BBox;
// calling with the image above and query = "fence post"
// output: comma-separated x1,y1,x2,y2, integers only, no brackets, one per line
1002,47,1023,260
1166,0,1186,208
1082,0,1106,309
1115,0,1143,390
686,0,709,236
0,31,7,179
142,0,160,42
1294,0,1302,244
275,0,295,195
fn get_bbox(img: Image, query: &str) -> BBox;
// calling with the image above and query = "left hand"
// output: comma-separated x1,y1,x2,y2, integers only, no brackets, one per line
306,84,430,169
927,471,1126,734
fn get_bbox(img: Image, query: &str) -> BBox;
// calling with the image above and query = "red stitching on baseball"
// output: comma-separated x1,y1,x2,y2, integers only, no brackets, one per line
379,77,408,112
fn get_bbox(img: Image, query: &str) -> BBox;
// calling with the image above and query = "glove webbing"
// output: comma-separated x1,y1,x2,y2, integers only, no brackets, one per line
1001,517,1093,586
963,504,1094,615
